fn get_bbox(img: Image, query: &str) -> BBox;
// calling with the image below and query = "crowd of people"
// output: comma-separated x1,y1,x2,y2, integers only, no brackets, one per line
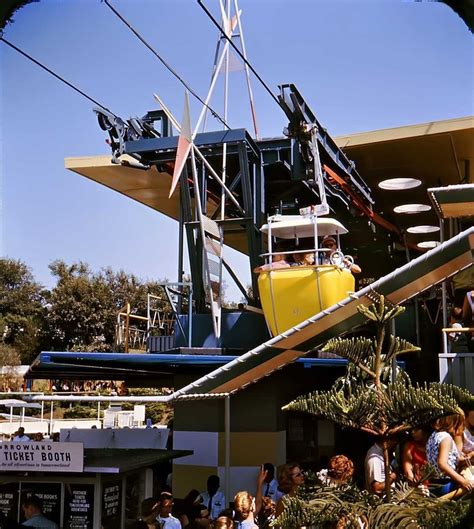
2,410,472,528
49,379,128,395
365,408,474,497
132,466,304,529
2,426,60,443
134,407,474,528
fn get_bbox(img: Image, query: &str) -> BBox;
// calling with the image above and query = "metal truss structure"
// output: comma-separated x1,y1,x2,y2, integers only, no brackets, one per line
94,1,375,343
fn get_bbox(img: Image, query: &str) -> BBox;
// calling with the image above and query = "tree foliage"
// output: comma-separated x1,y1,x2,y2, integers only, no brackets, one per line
0,258,172,359
0,258,46,362
275,485,473,529
0,0,35,31
0,343,23,391
45,260,171,351
278,295,474,528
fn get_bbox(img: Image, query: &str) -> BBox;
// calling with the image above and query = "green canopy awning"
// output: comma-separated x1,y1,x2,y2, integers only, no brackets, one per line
428,184,474,219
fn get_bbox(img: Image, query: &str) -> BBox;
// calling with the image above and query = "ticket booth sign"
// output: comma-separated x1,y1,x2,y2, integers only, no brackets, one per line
0,443,83,472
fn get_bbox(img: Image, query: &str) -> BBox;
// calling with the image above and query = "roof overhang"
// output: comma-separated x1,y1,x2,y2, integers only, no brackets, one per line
83,448,192,474
26,352,349,381
0,399,42,409
428,184,474,219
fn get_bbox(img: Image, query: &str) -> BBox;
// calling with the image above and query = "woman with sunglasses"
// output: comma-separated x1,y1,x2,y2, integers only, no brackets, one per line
275,464,304,516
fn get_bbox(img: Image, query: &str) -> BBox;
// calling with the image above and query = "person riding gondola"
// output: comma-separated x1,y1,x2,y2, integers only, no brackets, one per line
321,236,361,274
256,214,358,336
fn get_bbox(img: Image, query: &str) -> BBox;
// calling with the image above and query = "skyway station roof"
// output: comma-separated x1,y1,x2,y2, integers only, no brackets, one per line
65,116,473,253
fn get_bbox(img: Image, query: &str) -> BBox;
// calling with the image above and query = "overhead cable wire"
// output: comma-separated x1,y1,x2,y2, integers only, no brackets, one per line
197,0,282,110
0,36,117,116
103,0,230,130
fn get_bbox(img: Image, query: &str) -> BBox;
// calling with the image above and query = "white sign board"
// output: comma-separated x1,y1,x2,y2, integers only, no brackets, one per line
0,442,83,473
134,405,146,423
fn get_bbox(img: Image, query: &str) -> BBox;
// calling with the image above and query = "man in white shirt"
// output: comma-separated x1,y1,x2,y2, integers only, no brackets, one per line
13,427,30,442
156,491,181,529
365,440,397,495
200,475,226,521
260,463,279,500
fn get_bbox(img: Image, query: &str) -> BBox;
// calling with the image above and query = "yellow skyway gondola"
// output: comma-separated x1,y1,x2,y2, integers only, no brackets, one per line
256,215,355,336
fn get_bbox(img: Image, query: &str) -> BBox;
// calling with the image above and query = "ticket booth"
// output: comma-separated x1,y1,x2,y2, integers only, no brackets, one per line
0,442,191,528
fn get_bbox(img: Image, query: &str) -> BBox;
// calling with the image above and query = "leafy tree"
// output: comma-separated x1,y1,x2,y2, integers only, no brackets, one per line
62,388,173,425
46,261,112,350
63,405,99,420
0,258,174,355
123,388,173,425
280,296,473,528
0,258,46,362
0,1,36,31
46,260,172,351
0,343,23,391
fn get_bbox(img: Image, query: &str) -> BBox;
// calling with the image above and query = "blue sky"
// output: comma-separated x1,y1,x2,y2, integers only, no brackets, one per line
1,0,472,301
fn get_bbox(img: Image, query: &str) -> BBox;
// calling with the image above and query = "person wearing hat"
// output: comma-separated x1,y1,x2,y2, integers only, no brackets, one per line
321,236,361,274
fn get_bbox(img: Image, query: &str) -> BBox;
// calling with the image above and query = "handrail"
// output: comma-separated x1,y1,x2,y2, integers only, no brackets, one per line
441,327,474,333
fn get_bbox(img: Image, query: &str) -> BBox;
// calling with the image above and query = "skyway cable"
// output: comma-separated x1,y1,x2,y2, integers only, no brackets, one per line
103,0,230,130
0,37,117,116
197,0,282,110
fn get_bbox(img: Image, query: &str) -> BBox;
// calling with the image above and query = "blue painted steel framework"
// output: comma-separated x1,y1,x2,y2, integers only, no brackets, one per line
95,84,375,326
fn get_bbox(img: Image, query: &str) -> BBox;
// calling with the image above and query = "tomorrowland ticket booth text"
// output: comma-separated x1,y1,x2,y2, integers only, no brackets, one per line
0,432,191,529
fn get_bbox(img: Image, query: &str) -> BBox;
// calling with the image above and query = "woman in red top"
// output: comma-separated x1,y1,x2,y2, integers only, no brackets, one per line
402,427,430,485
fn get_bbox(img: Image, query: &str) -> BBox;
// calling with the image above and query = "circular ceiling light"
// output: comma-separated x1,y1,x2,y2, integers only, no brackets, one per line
378,178,422,190
393,203,431,214
407,225,440,234
417,241,440,249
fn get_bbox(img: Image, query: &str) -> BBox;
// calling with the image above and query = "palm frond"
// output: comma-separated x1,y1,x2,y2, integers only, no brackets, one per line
385,334,420,362
428,382,474,409
282,386,382,434
321,337,376,375
271,489,374,529
416,497,473,529
384,381,462,433
357,295,405,323
283,379,466,436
